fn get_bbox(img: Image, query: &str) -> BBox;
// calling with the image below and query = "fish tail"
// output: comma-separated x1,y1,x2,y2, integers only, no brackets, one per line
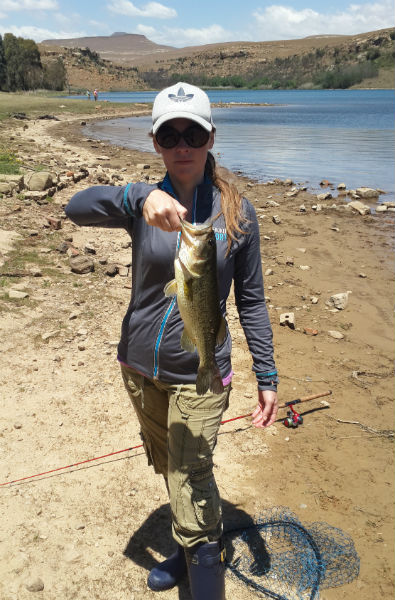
196,364,224,396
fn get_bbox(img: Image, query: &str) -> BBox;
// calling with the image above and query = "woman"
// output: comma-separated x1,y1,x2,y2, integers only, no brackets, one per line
65,82,278,600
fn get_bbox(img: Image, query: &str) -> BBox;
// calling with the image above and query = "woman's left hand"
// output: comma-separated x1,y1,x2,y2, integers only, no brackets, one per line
251,390,278,428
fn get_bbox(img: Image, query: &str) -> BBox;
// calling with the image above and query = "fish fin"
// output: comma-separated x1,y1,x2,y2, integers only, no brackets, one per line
196,365,224,396
180,329,196,353
216,316,227,346
164,279,177,297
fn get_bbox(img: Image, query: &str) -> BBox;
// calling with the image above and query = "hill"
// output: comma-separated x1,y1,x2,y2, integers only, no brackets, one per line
42,32,174,65
39,28,395,91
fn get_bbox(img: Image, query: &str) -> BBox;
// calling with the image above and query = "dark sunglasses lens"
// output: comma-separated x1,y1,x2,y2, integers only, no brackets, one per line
183,126,210,148
156,125,210,148
155,127,180,148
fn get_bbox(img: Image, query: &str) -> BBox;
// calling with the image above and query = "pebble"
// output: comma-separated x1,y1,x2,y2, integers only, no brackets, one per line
299,265,311,271
328,330,345,339
265,268,273,276
304,327,318,336
359,273,367,278
25,577,44,592
272,215,281,224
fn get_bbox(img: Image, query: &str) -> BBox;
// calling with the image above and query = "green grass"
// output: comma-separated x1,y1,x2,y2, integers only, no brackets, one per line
0,149,21,174
0,91,142,121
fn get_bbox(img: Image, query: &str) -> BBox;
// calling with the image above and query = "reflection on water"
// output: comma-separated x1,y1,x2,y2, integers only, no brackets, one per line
83,92,394,201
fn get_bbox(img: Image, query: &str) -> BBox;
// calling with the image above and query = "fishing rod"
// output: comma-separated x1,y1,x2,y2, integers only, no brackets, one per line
0,390,331,487
279,390,332,428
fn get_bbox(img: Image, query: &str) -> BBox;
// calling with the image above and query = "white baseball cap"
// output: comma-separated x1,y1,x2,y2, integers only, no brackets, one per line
152,82,214,134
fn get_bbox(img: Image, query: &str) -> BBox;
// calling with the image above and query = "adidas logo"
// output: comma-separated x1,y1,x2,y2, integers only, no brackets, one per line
168,87,194,103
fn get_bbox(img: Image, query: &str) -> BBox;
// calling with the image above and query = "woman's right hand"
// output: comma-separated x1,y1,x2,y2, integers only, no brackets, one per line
142,189,187,232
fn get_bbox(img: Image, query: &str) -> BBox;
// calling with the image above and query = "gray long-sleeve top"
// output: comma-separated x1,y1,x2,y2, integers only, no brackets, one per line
65,174,278,391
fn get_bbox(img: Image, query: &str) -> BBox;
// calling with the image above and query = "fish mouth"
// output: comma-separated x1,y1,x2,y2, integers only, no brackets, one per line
180,219,213,247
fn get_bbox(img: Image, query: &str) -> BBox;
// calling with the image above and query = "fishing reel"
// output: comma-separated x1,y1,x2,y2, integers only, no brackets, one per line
283,404,303,428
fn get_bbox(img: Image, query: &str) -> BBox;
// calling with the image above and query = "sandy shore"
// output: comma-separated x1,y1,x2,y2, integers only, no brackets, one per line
0,104,394,600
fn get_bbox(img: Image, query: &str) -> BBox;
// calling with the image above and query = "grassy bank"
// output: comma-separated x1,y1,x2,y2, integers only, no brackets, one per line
0,92,138,121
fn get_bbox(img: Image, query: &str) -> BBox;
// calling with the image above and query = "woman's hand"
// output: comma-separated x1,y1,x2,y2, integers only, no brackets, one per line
142,189,187,232
252,390,278,428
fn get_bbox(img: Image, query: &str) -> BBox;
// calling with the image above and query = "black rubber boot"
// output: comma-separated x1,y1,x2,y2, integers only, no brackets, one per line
147,543,187,591
186,539,226,600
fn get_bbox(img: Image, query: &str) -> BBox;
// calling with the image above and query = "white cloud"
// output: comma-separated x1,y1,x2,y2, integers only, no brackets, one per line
137,24,233,47
252,1,395,40
107,0,177,19
1,0,58,11
0,24,86,42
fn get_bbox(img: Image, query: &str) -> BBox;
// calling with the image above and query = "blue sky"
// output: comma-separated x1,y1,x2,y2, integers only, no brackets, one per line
0,0,394,48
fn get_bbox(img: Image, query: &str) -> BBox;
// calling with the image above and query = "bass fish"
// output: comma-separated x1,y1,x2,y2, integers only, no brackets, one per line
164,219,226,395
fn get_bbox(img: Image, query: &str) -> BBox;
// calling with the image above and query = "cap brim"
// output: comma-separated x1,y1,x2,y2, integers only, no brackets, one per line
152,112,213,134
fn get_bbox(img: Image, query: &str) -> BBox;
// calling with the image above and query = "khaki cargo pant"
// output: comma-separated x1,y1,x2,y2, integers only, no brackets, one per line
121,364,231,548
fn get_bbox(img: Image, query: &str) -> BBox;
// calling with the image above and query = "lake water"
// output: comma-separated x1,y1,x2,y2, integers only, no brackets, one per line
79,89,395,201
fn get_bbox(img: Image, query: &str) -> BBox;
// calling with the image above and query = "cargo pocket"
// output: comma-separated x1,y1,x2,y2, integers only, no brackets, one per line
188,460,221,529
121,367,145,408
140,431,153,468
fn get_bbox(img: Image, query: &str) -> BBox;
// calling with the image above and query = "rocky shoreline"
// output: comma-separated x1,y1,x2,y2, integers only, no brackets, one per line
0,105,394,600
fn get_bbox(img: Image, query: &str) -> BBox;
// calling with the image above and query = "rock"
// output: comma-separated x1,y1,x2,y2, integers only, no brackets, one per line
317,193,332,201
337,183,346,190
310,296,319,304
0,173,24,191
285,190,299,197
304,327,318,335
26,171,57,191
25,577,44,592
69,255,94,274
312,204,322,211
0,182,14,195
375,205,387,213
327,291,351,310
265,268,274,276
348,200,371,215
320,179,332,187
30,267,42,277
296,247,306,253
328,330,345,340
280,312,295,329
356,187,380,199
267,199,280,207
299,204,306,212
284,178,293,186
47,216,62,230
24,190,49,202
299,265,311,271
359,273,367,278
286,257,294,266
84,244,96,255
272,215,281,224
9,289,29,299
105,264,119,277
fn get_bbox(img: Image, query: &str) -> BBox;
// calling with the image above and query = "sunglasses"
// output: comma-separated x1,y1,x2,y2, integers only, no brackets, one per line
155,124,210,149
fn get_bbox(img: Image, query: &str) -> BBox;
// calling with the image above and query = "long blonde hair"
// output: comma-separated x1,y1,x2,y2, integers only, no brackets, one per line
205,151,246,255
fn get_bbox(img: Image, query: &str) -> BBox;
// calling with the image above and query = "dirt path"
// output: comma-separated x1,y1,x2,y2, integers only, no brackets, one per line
0,109,394,600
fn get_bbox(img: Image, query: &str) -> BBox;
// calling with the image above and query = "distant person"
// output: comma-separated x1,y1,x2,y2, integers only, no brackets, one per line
86,90,91,100
65,82,278,599
93,89,98,101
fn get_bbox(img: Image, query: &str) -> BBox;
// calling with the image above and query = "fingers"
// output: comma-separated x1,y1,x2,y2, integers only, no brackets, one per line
143,191,187,232
252,390,279,429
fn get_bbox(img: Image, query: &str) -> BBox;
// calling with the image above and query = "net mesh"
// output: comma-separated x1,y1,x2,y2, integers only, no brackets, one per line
224,507,360,600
